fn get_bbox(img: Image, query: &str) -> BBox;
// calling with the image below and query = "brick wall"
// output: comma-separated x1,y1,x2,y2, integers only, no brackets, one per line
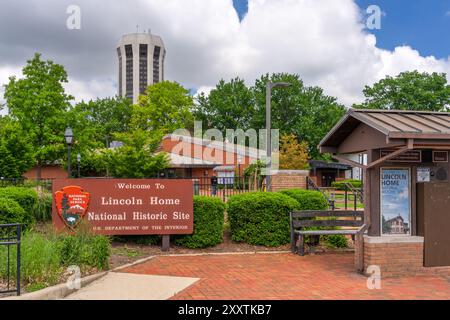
271,170,309,191
363,236,426,277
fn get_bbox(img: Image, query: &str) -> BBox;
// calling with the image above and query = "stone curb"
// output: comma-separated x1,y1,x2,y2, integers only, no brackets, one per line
2,271,108,300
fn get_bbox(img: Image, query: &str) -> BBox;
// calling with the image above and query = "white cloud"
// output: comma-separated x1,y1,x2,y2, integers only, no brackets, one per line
0,0,450,108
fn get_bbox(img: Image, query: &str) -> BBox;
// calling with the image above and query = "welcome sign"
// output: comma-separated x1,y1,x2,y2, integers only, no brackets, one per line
52,179,194,235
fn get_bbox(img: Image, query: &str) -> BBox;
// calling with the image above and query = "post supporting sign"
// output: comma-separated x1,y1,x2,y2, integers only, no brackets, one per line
52,179,194,237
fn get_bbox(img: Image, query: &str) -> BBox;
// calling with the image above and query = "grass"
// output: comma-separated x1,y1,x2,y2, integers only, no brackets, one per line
0,226,111,292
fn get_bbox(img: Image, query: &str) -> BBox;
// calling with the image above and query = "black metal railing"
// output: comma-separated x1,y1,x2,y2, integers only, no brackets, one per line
306,177,335,210
191,176,263,202
0,224,21,297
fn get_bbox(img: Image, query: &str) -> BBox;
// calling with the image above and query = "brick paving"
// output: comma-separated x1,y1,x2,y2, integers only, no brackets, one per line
123,252,450,300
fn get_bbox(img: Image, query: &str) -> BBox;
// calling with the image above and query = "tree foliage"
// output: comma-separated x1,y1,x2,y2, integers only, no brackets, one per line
279,134,309,170
0,117,34,178
133,81,194,134
3,53,73,179
356,71,450,111
195,73,345,159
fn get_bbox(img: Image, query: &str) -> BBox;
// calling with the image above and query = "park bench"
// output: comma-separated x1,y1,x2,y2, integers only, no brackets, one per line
290,210,367,256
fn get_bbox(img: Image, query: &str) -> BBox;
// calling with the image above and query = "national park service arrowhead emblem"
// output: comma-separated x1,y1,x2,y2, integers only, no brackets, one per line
55,186,90,229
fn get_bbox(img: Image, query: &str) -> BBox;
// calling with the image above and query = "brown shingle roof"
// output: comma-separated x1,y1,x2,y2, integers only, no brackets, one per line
320,109,450,149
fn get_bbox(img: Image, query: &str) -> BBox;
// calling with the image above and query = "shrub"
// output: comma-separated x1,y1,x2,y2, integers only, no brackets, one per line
175,196,226,248
279,189,329,245
0,187,38,227
279,189,329,210
228,192,300,247
331,179,362,191
323,234,348,248
0,197,26,225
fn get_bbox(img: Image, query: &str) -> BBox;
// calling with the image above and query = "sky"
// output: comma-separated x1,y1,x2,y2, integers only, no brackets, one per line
0,0,449,110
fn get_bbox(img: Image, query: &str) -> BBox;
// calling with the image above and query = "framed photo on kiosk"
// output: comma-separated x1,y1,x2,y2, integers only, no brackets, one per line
380,167,412,236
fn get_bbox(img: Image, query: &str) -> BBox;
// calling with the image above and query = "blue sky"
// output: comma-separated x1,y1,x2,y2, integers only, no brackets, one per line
233,0,450,59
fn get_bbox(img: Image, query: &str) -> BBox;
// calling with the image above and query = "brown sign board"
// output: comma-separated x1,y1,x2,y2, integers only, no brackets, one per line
433,151,449,163
52,179,194,235
380,149,422,163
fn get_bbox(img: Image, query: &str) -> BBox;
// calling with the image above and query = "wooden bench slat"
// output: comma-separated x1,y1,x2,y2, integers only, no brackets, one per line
291,211,363,218
293,220,363,228
296,229,359,236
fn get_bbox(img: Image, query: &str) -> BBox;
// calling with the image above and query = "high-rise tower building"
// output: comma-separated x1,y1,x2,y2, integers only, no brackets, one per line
117,32,166,103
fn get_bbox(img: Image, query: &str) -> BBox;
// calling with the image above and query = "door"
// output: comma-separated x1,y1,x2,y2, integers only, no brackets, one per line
321,172,336,188
418,183,450,267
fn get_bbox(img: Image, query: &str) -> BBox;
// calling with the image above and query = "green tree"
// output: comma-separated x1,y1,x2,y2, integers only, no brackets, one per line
133,81,194,134
356,71,450,111
251,73,345,159
194,78,255,131
0,117,34,178
3,53,73,179
104,129,169,178
70,97,133,148
279,134,309,170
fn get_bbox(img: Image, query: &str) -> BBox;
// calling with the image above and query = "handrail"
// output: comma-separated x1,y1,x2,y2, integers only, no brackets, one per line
306,177,335,210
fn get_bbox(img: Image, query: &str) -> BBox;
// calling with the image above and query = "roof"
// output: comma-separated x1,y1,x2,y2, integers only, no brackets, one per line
165,153,217,168
309,160,352,170
164,134,265,159
320,109,450,150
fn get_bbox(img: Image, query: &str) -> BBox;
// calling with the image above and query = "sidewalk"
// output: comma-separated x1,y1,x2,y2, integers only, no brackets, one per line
65,272,198,300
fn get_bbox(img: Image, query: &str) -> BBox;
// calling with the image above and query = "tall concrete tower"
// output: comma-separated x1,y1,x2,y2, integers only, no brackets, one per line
117,32,166,103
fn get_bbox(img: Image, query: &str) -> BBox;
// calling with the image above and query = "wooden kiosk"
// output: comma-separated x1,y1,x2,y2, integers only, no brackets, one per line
320,109,450,276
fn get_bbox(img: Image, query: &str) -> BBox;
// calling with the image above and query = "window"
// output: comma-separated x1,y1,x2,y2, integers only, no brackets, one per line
153,46,161,83
139,44,148,94
125,45,133,100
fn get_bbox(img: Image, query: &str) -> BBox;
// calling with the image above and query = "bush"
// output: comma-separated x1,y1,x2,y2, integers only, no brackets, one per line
228,192,300,247
0,197,26,225
323,234,348,248
175,196,226,248
331,179,362,191
279,189,329,210
0,187,38,227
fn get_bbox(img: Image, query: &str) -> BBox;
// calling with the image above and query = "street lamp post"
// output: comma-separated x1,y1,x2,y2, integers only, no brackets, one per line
64,127,74,178
265,82,291,192
77,153,81,178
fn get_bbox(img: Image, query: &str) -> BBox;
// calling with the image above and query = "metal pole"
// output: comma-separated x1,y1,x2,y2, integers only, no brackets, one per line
17,224,21,296
67,145,72,179
266,83,272,192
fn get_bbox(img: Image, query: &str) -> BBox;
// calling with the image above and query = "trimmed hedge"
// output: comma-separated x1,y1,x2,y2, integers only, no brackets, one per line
175,196,226,248
331,179,362,191
0,197,26,225
228,192,300,247
279,189,329,210
0,187,38,227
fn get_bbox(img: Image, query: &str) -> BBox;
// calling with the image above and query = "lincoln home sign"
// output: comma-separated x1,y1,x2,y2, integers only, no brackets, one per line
52,179,194,235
